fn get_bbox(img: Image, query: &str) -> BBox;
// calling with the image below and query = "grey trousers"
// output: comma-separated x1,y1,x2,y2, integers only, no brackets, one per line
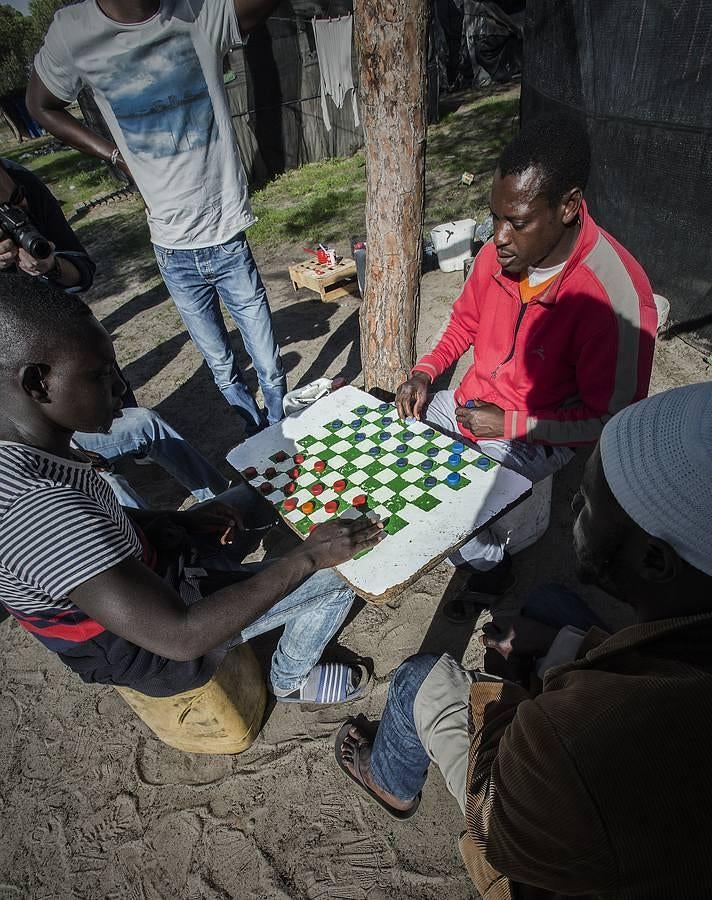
413,653,504,814
424,391,574,571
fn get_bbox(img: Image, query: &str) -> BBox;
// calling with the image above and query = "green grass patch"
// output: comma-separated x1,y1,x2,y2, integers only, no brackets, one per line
2,136,118,217
250,154,368,250
250,89,519,250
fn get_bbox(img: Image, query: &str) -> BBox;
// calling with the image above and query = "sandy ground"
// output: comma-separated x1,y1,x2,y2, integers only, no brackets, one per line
0,209,709,899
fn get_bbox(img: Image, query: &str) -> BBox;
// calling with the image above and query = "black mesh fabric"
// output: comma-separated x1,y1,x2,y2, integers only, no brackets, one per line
521,0,712,351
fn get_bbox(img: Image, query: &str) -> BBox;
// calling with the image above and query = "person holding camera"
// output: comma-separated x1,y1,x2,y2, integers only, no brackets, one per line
0,157,229,508
0,157,95,291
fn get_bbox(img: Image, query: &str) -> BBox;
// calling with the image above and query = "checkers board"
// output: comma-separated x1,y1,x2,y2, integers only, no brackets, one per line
226,386,531,603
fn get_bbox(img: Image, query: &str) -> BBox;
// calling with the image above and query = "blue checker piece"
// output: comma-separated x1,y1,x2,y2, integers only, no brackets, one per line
420,459,434,470
379,432,391,441
396,458,408,468
423,428,435,438
402,430,414,440
447,472,461,486
426,447,439,457
356,406,367,415
379,402,389,410
476,457,492,470
448,453,462,465
350,418,362,428
396,443,408,454
451,441,465,453
381,416,392,426
369,446,381,456
354,432,366,442
424,476,437,488
331,419,343,429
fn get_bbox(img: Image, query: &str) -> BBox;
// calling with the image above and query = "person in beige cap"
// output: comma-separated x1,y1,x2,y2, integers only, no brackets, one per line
335,381,712,898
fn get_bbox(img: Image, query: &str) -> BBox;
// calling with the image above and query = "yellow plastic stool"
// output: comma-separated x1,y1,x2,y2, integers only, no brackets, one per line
115,643,267,754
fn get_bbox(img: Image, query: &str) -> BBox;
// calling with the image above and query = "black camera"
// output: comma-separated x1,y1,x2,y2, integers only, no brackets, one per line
0,203,52,260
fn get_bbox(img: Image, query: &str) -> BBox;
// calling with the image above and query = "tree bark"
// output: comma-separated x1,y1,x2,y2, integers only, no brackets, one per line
354,0,429,393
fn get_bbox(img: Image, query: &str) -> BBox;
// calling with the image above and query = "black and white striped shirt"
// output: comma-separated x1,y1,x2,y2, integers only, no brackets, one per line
0,442,141,652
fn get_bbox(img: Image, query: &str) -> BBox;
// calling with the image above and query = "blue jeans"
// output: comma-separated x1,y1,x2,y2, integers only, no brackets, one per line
369,584,604,802
154,233,287,428
75,407,229,508
192,538,355,693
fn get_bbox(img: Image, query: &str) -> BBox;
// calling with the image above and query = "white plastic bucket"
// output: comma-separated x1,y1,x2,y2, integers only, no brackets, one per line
430,219,477,273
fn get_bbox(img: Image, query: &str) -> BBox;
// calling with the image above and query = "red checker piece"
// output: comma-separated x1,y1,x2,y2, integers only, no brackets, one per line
260,482,273,494
283,481,297,495
300,500,316,514
310,483,324,496
264,466,277,479
274,450,288,462
325,500,339,514
289,466,301,479
314,460,327,473
333,479,347,493
352,494,367,507
242,466,258,480
294,453,305,464
283,497,297,512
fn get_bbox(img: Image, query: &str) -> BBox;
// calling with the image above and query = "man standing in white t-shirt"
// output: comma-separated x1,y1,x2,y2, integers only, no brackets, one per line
27,0,287,436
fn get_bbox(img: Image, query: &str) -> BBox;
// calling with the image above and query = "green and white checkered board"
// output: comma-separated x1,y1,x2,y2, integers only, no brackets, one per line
241,401,497,557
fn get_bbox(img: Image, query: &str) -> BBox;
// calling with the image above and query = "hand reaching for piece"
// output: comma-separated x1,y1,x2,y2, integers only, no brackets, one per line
301,517,385,569
395,372,431,420
455,399,505,438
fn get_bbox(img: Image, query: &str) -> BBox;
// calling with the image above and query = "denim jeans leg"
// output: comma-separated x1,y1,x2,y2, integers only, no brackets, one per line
76,408,228,503
369,653,440,801
154,244,263,428
98,471,147,508
196,562,355,693
210,234,287,425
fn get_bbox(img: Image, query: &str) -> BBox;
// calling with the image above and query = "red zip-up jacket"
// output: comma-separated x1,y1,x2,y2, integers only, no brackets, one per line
413,202,657,445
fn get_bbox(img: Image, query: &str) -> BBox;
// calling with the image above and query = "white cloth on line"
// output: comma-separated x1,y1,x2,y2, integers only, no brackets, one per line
312,14,360,132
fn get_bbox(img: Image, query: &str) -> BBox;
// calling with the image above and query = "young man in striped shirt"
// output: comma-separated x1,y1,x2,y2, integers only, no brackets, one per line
396,114,657,614
0,274,382,703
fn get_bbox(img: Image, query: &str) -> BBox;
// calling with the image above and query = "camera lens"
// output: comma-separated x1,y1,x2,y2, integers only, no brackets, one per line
23,234,52,260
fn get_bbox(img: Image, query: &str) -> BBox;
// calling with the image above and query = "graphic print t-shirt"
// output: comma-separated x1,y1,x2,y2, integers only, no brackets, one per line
34,0,254,249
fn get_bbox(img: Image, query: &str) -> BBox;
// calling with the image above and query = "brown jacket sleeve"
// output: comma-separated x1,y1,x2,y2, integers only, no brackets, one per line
462,681,617,897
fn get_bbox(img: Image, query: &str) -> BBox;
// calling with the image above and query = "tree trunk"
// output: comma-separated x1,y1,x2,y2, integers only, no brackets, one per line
354,0,429,393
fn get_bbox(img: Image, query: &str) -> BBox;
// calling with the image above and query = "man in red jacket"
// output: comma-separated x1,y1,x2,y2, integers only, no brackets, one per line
397,114,657,612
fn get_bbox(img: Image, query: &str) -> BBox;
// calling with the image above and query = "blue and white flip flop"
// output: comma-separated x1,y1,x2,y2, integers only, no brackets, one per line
274,663,370,705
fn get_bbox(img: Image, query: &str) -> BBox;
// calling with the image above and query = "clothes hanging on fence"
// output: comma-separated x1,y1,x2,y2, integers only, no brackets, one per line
312,14,360,132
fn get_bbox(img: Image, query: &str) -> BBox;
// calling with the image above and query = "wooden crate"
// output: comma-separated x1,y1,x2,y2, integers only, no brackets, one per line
288,257,358,302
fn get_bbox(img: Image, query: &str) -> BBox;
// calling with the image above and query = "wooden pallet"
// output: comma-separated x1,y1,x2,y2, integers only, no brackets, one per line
288,257,358,302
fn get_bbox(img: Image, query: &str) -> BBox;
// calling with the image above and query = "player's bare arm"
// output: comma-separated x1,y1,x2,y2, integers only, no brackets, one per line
26,71,122,171
395,372,431,421
69,517,383,662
